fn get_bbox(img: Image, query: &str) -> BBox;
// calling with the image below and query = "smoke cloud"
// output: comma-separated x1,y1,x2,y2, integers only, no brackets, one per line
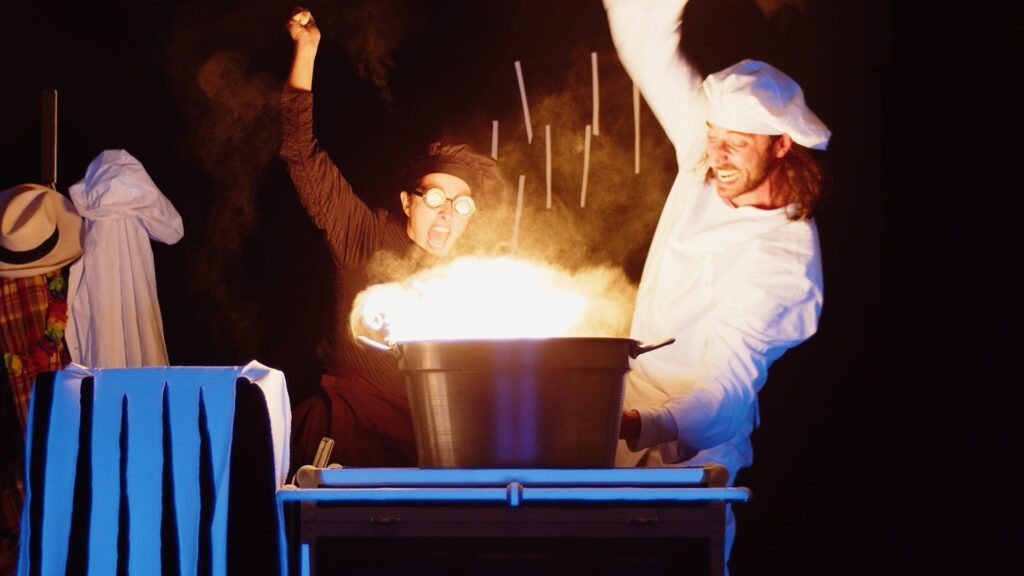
322,0,421,104
158,0,682,355
349,45,682,342
443,45,677,279
161,3,282,353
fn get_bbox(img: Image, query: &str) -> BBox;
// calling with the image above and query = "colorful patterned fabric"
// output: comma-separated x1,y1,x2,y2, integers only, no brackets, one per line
0,269,71,572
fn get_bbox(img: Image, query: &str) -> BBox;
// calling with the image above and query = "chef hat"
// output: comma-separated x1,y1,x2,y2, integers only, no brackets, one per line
703,59,830,150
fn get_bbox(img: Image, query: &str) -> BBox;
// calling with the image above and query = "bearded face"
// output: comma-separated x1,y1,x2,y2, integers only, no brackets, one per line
706,124,776,197
705,123,791,208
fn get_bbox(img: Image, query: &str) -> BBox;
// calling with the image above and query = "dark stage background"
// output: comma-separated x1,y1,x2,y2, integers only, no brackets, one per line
1,0,915,574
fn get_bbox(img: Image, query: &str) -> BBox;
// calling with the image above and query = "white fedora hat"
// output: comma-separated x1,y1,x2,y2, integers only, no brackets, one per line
0,183,83,278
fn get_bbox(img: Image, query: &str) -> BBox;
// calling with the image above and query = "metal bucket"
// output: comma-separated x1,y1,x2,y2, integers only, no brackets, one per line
396,337,672,468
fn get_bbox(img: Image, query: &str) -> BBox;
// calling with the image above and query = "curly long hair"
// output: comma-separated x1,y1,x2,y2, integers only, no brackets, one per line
769,140,827,221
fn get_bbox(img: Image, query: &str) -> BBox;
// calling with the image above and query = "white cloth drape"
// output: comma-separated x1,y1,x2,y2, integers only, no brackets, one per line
65,149,184,367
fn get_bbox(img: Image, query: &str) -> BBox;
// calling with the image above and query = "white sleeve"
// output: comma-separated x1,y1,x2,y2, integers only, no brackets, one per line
640,258,824,462
603,0,707,160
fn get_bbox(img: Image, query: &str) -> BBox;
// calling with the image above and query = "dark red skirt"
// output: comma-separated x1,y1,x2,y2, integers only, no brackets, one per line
291,369,416,471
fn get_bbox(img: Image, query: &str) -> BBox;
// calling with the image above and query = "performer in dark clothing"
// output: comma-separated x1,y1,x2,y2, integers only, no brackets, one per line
281,8,505,469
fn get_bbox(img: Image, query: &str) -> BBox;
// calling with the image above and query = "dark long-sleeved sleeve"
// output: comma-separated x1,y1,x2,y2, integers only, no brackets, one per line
279,91,408,266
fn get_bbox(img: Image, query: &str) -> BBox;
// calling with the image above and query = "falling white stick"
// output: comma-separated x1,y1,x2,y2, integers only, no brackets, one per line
491,120,499,160
591,52,600,136
633,83,641,174
580,124,592,208
514,61,533,144
512,174,525,253
545,125,552,209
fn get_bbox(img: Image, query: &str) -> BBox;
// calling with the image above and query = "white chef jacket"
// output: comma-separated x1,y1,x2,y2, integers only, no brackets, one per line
65,149,184,368
605,0,824,481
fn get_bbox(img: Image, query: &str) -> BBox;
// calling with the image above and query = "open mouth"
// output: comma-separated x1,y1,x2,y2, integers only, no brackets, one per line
715,168,739,184
427,226,450,248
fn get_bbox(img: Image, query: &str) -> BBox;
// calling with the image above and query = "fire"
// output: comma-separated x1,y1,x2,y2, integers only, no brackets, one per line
352,256,635,343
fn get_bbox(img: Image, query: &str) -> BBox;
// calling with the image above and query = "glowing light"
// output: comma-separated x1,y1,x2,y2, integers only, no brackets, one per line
353,257,621,343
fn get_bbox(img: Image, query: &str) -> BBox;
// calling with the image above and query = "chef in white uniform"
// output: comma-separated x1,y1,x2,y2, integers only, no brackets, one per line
605,0,831,564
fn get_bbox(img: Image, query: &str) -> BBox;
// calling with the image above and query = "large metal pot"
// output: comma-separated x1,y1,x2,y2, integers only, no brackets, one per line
396,337,673,468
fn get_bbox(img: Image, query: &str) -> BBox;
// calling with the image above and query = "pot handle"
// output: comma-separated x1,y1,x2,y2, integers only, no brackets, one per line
630,337,676,359
357,335,401,358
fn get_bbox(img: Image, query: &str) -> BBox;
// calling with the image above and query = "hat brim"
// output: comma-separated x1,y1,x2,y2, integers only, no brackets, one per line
0,190,83,279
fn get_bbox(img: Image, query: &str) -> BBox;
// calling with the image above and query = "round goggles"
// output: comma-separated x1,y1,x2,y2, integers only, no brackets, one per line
411,187,475,217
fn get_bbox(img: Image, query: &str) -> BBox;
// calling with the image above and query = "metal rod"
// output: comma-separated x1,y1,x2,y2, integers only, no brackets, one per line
41,89,58,188
514,61,533,144
580,125,592,208
591,52,600,136
491,120,499,160
511,174,525,253
545,125,552,209
633,83,641,174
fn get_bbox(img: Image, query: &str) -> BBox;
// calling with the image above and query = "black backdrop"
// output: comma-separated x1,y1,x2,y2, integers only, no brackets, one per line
0,1,930,574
